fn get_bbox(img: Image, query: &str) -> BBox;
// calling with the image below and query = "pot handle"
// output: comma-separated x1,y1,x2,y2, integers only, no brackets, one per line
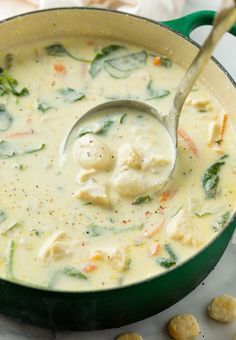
162,10,236,38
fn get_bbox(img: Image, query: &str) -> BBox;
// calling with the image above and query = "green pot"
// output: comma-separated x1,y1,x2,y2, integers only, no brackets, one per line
0,8,235,331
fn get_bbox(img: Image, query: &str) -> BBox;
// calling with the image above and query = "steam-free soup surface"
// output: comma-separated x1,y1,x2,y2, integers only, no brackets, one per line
0,38,235,291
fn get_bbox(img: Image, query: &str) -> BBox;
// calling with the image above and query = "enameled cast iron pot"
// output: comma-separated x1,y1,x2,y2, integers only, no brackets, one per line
0,7,235,331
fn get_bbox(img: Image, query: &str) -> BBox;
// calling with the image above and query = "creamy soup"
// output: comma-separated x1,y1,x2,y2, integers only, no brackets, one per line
0,37,235,291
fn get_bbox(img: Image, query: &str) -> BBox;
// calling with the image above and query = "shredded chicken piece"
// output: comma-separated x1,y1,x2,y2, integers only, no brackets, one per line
207,121,220,146
77,168,96,183
117,144,141,170
108,248,130,272
167,209,202,246
38,231,69,260
74,183,110,206
188,99,212,112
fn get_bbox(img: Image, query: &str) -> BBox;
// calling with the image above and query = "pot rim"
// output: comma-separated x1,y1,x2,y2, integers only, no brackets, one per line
0,6,235,295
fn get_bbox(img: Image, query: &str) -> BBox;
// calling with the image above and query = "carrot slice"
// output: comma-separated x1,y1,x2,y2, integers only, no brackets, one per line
149,242,161,256
6,130,34,138
144,219,165,238
54,63,66,73
160,191,170,203
89,250,103,261
220,113,228,140
153,56,161,66
178,128,198,155
83,264,97,273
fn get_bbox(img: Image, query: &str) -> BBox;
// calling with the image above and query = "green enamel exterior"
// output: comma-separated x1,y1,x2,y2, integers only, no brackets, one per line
0,9,235,330
0,217,235,330
163,10,236,38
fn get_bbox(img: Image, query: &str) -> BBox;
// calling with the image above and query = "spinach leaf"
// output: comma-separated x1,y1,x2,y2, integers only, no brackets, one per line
133,195,152,205
11,87,29,97
23,143,45,154
89,45,124,78
77,119,114,138
59,87,85,102
165,243,177,261
105,50,147,71
202,155,228,198
194,212,212,217
160,56,172,68
45,43,91,63
157,243,177,269
104,50,147,78
119,113,127,124
157,257,176,268
62,266,87,280
6,239,15,279
0,210,6,224
212,211,231,232
146,80,170,100
77,128,93,138
46,44,68,57
0,141,45,158
48,266,87,289
123,258,131,272
115,224,144,234
0,140,15,158
0,68,29,97
103,62,131,78
37,99,53,112
0,104,13,131
31,229,42,237
88,224,104,237
86,223,144,237
96,120,114,135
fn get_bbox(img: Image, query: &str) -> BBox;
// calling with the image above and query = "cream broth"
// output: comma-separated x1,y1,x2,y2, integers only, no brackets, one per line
0,38,235,291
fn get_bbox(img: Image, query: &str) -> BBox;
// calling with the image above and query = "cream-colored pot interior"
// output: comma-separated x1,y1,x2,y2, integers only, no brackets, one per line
0,8,235,123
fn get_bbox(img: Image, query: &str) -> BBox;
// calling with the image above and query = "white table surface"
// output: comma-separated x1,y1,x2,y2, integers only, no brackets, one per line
0,1,235,339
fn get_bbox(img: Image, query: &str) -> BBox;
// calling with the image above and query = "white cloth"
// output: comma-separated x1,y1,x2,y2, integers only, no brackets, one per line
24,0,185,21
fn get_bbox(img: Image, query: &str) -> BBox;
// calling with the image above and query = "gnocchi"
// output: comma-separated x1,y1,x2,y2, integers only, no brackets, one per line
73,134,112,170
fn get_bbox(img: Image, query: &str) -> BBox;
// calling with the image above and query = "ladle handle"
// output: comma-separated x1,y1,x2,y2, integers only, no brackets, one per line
167,4,236,145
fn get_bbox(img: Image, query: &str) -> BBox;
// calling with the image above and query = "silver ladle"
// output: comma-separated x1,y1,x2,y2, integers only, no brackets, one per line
61,4,236,185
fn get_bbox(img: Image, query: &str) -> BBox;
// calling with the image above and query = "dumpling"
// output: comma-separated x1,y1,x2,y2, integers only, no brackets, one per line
72,134,112,170
112,169,145,197
142,154,170,172
136,134,171,172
